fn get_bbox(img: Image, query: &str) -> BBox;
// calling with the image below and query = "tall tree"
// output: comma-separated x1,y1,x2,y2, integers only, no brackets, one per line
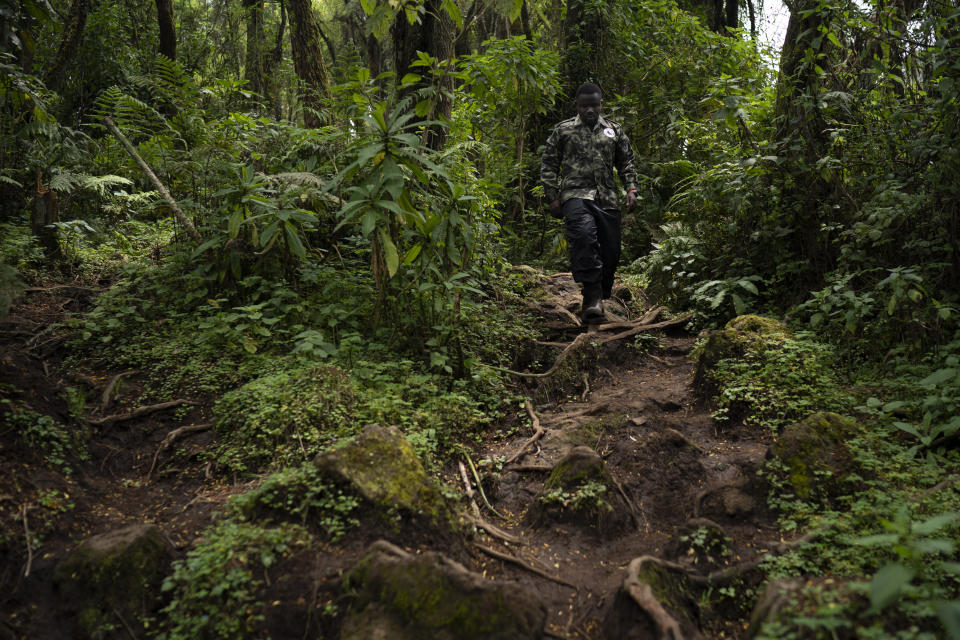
391,0,455,149
44,0,90,92
156,0,176,59
244,0,265,95
287,0,330,127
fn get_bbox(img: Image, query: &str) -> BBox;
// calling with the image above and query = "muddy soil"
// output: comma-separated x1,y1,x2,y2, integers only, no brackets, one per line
0,275,782,639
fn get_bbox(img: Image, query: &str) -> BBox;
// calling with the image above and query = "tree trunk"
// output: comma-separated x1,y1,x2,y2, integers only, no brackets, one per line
264,0,287,118
391,0,455,149
44,0,90,92
287,0,331,127
32,173,61,260
156,0,176,59
244,0,265,95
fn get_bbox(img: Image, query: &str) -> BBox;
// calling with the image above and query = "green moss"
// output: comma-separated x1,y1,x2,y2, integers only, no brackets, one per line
314,425,455,530
771,412,860,500
54,525,172,637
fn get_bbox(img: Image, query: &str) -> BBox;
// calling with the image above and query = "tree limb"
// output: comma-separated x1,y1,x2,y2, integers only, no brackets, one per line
103,116,201,242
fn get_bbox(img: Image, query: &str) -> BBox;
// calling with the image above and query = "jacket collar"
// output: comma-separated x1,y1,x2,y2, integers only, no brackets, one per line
575,114,612,131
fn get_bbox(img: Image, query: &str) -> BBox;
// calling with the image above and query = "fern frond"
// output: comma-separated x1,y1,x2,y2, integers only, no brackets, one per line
48,170,86,193
82,174,134,197
264,172,327,187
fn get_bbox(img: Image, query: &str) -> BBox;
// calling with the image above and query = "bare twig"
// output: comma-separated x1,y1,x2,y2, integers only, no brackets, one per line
504,399,548,465
88,400,196,426
21,504,34,577
146,423,213,482
463,452,508,520
101,370,138,412
458,461,481,518
474,544,578,591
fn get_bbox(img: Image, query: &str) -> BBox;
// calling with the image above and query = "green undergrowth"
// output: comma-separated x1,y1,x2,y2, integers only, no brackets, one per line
701,318,960,637
158,519,312,640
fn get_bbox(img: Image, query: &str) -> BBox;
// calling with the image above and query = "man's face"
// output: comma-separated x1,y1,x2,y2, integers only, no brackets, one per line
576,92,602,126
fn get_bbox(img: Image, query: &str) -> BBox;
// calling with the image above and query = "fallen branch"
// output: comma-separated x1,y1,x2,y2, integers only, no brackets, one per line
640,305,666,324
101,369,138,412
504,399,548,465
474,543,578,591
103,116,201,242
89,399,196,426
146,423,212,481
463,513,521,545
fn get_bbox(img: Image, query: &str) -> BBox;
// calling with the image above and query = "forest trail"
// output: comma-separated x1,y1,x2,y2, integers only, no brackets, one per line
1,273,783,639
460,272,780,638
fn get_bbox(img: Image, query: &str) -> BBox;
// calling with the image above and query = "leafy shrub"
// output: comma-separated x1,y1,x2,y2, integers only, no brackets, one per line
228,464,360,541
698,330,850,434
1,402,89,474
213,365,359,474
159,520,310,640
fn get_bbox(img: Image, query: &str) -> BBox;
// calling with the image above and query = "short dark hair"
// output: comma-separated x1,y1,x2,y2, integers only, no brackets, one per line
575,82,603,98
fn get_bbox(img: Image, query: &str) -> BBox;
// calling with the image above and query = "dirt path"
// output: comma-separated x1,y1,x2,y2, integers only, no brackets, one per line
1,275,780,639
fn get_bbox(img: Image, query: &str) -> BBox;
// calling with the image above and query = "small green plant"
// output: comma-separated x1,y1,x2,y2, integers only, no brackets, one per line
229,464,360,541
539,479,612,513
159,520,311,640
3,402,89,474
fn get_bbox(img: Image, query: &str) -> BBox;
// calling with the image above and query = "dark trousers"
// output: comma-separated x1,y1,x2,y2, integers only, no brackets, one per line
563,198,621,298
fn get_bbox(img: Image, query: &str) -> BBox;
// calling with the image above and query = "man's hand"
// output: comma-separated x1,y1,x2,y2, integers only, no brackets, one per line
549,199,563,219
626,190,637,211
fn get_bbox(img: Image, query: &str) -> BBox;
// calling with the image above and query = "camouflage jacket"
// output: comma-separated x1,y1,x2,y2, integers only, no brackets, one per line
540,114,638,210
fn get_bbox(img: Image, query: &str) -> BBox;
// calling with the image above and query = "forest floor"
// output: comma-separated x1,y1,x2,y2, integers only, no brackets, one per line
0,273,787,639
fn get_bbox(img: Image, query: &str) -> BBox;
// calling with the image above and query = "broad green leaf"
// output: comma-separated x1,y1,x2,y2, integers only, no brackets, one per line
361,210,377,237
920,368,957,386
912,513,959,536
826,31,842,47
379,229,399,278
228,209,243,238
934,600,960,639
403,243,422,264
441,0,463,28
868,563,915,612
737,279,759,295
912,539,955,555
284,223,306,259
732,292,746,315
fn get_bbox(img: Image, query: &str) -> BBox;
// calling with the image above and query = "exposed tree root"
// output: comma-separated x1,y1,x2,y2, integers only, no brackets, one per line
146,423,212,481
610,473,645,531
491,315,692,379
503,464,553,473
463,513,521,544
89,399,196,426
458,461,481,518
474,543,578,591
100,369,138,411
663,428,705,453
505,399,548,465
625,577,688,640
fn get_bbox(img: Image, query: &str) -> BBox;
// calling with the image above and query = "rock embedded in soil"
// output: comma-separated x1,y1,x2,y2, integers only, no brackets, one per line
768,412,861,501
313,423,456,533
340,539,547,640
527,445,633,535
53,523,173,637
693,314,791,395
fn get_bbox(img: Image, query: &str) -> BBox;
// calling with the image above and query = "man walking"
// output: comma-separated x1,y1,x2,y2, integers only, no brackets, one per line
541,82,638,323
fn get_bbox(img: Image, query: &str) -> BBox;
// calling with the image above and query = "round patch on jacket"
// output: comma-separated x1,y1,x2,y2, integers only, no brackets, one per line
603,127,615,138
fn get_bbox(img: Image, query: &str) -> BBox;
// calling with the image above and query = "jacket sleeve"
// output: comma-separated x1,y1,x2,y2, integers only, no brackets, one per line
541,127,562,203
615,129,638,193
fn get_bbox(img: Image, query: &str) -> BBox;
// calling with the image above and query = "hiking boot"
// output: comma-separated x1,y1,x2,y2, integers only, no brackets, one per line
581,282,604,324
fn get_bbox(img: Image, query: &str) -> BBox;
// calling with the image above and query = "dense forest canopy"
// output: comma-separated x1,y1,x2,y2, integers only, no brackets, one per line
1,0,960,634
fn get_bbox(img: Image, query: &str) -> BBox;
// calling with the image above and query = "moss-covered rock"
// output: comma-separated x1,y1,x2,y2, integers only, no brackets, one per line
693,314,791,394
313,424,455,534
54,524,173,638
341,539,546,640
768,412,860,501
528,445,633,534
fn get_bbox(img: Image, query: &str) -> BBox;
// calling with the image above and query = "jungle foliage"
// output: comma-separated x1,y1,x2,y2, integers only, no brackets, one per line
1,0,959,634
